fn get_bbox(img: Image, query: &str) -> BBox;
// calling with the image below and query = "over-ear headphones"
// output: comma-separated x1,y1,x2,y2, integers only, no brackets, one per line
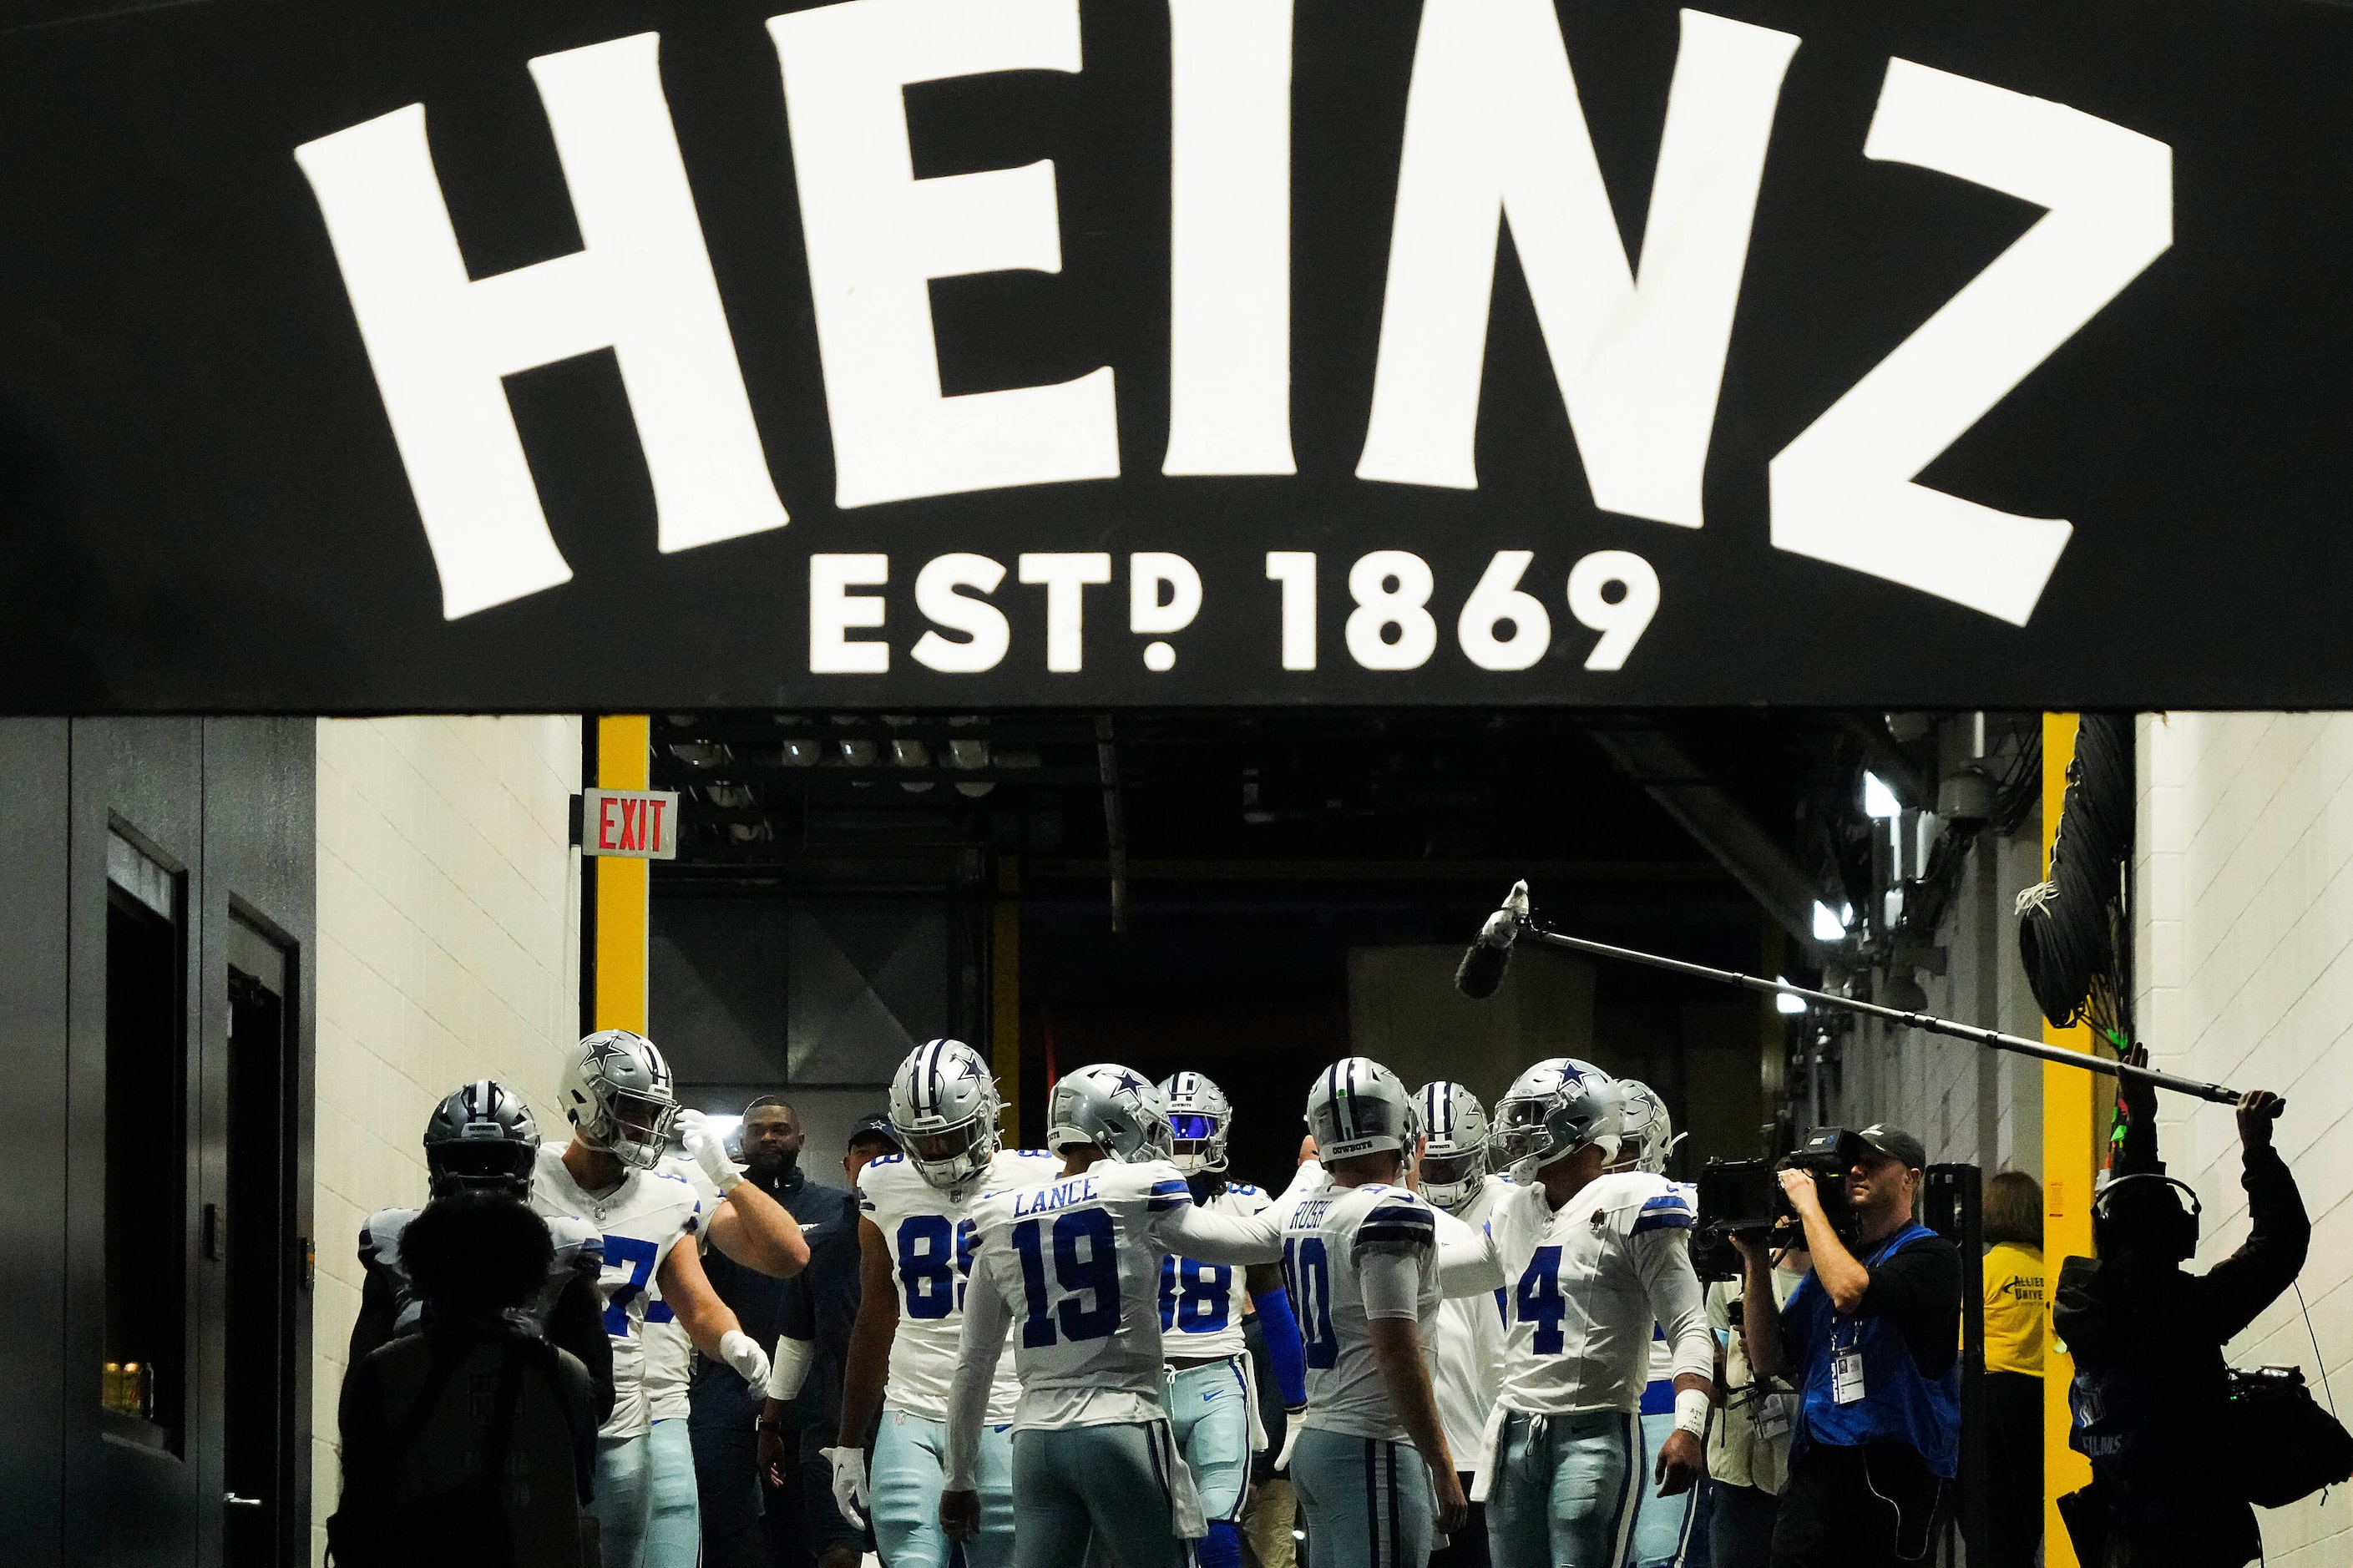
2092,1173,2202,1262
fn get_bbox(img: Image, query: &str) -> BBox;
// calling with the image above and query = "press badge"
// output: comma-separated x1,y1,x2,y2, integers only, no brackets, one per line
1831,1348,1866,1405
1755,1393,1794,1439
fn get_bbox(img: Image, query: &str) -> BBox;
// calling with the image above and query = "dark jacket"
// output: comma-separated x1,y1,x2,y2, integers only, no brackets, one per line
2053,1142,2308,1568
330,1324,599,1568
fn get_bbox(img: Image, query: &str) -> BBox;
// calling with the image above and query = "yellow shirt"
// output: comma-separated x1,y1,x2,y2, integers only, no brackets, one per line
1981,1242,2046,1377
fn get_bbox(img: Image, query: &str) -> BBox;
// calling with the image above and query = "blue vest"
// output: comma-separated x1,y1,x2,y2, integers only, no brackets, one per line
1785,1223,1961,1478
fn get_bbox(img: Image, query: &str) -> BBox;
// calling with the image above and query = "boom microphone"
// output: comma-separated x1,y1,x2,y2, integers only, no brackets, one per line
1456,881,1530,999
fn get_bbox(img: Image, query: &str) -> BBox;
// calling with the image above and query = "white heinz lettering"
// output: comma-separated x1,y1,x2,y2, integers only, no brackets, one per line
772,0,1121,509
1163,0,1296,476
1768,60,2172,625
296,33,787,620
1357,3,1797,529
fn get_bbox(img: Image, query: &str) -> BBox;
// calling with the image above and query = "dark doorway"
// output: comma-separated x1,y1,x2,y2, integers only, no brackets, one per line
104,846,186,1459
223,918,297,1565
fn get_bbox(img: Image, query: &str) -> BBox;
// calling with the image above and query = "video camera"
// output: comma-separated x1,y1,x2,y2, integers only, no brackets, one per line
1690,1128,1867,1281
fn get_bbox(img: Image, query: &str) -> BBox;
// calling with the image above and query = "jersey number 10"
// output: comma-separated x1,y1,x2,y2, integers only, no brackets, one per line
1012,1210,1122,1348
1280,1237,1338,1370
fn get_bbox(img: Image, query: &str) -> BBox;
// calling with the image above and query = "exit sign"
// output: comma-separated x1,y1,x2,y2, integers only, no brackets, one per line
577,789,679,860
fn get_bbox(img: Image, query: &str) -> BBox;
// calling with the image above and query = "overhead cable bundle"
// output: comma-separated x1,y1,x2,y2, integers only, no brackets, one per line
2016,715,2134,1031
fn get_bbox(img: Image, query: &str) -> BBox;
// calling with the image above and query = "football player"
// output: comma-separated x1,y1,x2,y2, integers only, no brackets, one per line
532,1030,775,1568
352,1080,615,1423
1414,1081,1513,1568
636,1102,812,1568
941,1065,1287,1568
1475,1060,1714,1568
827,1039,1060,1568
1274,1058,1477,1568
1610,1080,1706,1568
1156,1071,1309,1568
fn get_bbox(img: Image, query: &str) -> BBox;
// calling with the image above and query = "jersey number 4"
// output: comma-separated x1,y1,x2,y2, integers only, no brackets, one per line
1011,1210,1121,1348
1515,1245,1570,1356
1280,1237,1338,1369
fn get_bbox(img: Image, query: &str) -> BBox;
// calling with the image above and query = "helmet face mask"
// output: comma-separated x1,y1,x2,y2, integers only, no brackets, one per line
1414,1081,1491,1211
564,1031,680,1171
1489,1059,1621,1184
889,1039,1003,1194
1159,1072,1233,1176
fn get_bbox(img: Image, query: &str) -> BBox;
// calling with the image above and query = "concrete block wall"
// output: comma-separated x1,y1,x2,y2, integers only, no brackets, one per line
1831,823,2046,1180
308,717,582,1565
2136,712,2353,1565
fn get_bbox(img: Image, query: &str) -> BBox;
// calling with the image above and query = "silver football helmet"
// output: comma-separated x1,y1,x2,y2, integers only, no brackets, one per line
423,1079,541,1197
1414,1081,1490,1212
562,1029,679,1171
1612,1080,1685,1176
1490,1058,1622,1182
1305,1057,1422,1168
1047,1064,1174,1164
888,1039,1003,1194
1159,1071,1232,1175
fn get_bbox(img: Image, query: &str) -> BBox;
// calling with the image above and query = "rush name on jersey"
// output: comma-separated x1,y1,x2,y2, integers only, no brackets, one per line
530,1143,704,1439
1278,1181,1443,1444
358,1204,603,1339
1159,1180,1273,1361
641,1156,726,1424
859,1146,1060,1424
1488,1171,1708,1417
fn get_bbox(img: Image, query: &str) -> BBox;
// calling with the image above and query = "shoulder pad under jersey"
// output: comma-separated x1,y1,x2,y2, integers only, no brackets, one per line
1352,1190,1438,1262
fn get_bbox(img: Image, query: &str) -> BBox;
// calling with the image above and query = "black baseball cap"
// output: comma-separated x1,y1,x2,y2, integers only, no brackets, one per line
848,1113,901,1152
1857,1124,1928,1172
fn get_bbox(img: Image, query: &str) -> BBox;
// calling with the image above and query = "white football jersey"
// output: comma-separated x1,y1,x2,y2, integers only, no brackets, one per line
358,1205,603,1338
1278,1180,1443,1444
964,1156,1212,1429
1431,1175,1513,1460
859,1146,1062,1424
1488,1171,1710,1417
1159,1180,1273,1362
529,1143,705,1439
641,1156,726,1423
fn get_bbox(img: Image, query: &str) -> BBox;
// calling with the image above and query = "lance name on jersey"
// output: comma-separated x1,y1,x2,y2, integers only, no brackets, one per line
858,1146,1064,1424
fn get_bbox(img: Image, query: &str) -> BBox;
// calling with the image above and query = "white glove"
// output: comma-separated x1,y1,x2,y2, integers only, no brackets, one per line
1274,1408,1305,1472
821,1445,870,1529
718,1328,771,1389
676,1109,744,1193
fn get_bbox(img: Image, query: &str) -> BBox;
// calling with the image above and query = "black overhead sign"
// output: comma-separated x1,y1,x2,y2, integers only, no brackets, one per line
0,0,2345,711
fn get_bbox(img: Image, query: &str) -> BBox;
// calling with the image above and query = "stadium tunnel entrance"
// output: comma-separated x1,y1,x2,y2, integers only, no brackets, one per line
628,710,2042,1187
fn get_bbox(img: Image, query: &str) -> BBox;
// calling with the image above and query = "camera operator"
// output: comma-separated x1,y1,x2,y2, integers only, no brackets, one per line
1733,1126,1959,1568
2052,1084,2300,1568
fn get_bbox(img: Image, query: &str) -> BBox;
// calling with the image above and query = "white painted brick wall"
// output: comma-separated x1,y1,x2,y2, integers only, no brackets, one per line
2136,713,2353,1560
1831,820,2045,1180
309,717,582,1565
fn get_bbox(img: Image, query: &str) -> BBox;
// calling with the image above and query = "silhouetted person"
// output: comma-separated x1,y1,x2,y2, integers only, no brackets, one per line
331,1191,602,1568
2054,1079,2300,1568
